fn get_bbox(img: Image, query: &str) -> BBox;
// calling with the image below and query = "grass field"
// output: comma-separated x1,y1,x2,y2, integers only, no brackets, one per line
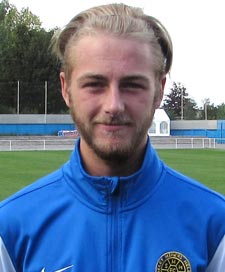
0,149,225,200
157,149,225,195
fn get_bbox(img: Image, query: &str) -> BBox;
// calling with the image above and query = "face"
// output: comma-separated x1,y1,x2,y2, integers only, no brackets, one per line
60,34,166,163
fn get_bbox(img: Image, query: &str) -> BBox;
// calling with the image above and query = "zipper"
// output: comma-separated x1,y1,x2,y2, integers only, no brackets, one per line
107,177,121,272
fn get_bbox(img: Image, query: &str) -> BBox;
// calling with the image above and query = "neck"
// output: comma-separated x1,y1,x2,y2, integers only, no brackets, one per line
79,139,147,177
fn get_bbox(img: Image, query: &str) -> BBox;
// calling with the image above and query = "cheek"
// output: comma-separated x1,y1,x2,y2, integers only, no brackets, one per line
137,92,155,108
127,95,152,119
142,97,157,120
153,92,162,109
71,93,100,119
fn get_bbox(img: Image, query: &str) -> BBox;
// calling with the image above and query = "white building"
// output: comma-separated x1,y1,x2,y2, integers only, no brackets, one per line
148,109,170,136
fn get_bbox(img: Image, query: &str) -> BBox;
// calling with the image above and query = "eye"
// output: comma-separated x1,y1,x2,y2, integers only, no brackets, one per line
120,81,147,91
81,81,107,94
120,75,149,91
82,81,105,88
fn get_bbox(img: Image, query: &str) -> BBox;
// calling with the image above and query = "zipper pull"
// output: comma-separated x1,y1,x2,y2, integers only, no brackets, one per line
109,177,119,194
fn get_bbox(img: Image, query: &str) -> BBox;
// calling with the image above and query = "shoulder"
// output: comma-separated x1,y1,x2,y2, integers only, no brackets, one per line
0,165,70,241
163,164,225,204
162,164,225,236
0,167,64,213
161,163,225,229
162,164,225,260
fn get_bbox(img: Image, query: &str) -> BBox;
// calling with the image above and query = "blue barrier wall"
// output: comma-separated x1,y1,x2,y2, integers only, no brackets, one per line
218,120,225,138
170,129,218,138
170,120,225,138
0,124,75,135
0,124,221,137
216,120,225,142
0,115,225,137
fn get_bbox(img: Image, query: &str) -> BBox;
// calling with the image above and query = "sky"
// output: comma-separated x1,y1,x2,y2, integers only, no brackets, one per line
10,0,225,107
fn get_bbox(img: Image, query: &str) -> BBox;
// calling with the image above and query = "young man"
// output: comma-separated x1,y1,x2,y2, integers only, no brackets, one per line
0,3,224,272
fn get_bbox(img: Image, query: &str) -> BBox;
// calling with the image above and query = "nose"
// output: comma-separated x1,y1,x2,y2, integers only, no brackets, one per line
104,85,125,115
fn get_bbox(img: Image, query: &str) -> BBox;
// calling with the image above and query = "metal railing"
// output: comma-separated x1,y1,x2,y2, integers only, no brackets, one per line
152,137,217,149
0,137,225,151
0,138,76,151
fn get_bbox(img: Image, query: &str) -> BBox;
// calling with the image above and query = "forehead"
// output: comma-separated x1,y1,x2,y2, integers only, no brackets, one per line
67,33,156,79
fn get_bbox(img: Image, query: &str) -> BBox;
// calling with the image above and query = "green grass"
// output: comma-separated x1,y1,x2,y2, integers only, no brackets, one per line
157,149,225,195
0,149,225,200
0,151,71,200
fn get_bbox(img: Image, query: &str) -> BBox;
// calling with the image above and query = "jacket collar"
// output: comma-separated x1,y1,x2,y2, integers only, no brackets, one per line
64,138,163,212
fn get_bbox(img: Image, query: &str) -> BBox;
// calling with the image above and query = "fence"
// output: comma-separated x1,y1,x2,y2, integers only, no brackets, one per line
0,137,225,151
0,138,76,151
151,137,219,149
0,81,66,114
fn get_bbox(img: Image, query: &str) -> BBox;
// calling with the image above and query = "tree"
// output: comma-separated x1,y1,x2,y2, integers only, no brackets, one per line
183,98,199,120
0,1,17,112
198,99,219,120
216,103,225,120
0,0,67,113
163,81,198,120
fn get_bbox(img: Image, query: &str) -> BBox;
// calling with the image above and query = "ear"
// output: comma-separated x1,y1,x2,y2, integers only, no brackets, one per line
154,76,166,109
60,72,70,107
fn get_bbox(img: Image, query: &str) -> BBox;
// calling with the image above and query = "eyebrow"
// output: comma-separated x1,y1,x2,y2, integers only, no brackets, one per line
77,73,150,85
120,75,150,83
77,73,107,84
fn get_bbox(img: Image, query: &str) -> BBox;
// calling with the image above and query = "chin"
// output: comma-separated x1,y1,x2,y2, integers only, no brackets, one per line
91,140,135,162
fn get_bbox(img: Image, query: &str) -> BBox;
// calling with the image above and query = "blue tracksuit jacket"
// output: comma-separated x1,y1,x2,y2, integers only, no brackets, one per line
0,139,225,272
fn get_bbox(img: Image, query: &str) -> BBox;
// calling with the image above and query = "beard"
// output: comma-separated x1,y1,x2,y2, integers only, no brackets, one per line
70,106,154,164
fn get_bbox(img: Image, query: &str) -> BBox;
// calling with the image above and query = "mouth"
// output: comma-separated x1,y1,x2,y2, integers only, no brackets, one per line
98,123,130,132
93,116,133,134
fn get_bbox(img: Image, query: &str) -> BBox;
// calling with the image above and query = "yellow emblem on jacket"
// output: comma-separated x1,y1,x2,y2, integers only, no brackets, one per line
156,251,192,272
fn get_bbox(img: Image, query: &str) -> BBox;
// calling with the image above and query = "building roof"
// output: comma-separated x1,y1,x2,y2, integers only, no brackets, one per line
153,109,170,122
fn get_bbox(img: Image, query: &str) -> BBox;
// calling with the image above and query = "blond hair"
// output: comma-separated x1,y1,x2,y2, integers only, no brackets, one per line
52,3,173,79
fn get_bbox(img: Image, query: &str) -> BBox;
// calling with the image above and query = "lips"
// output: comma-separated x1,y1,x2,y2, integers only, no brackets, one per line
99,123,128,132
93,116,133,134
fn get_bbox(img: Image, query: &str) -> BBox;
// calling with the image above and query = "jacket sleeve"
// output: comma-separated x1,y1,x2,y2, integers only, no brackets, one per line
0,236,16,272
206,235,225,272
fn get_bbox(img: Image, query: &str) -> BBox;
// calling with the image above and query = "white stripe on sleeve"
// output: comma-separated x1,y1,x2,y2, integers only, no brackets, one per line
0,236,16,272
206,234,225,272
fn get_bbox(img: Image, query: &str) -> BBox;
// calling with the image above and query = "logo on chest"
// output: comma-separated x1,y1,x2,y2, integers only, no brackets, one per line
155,251,191,272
